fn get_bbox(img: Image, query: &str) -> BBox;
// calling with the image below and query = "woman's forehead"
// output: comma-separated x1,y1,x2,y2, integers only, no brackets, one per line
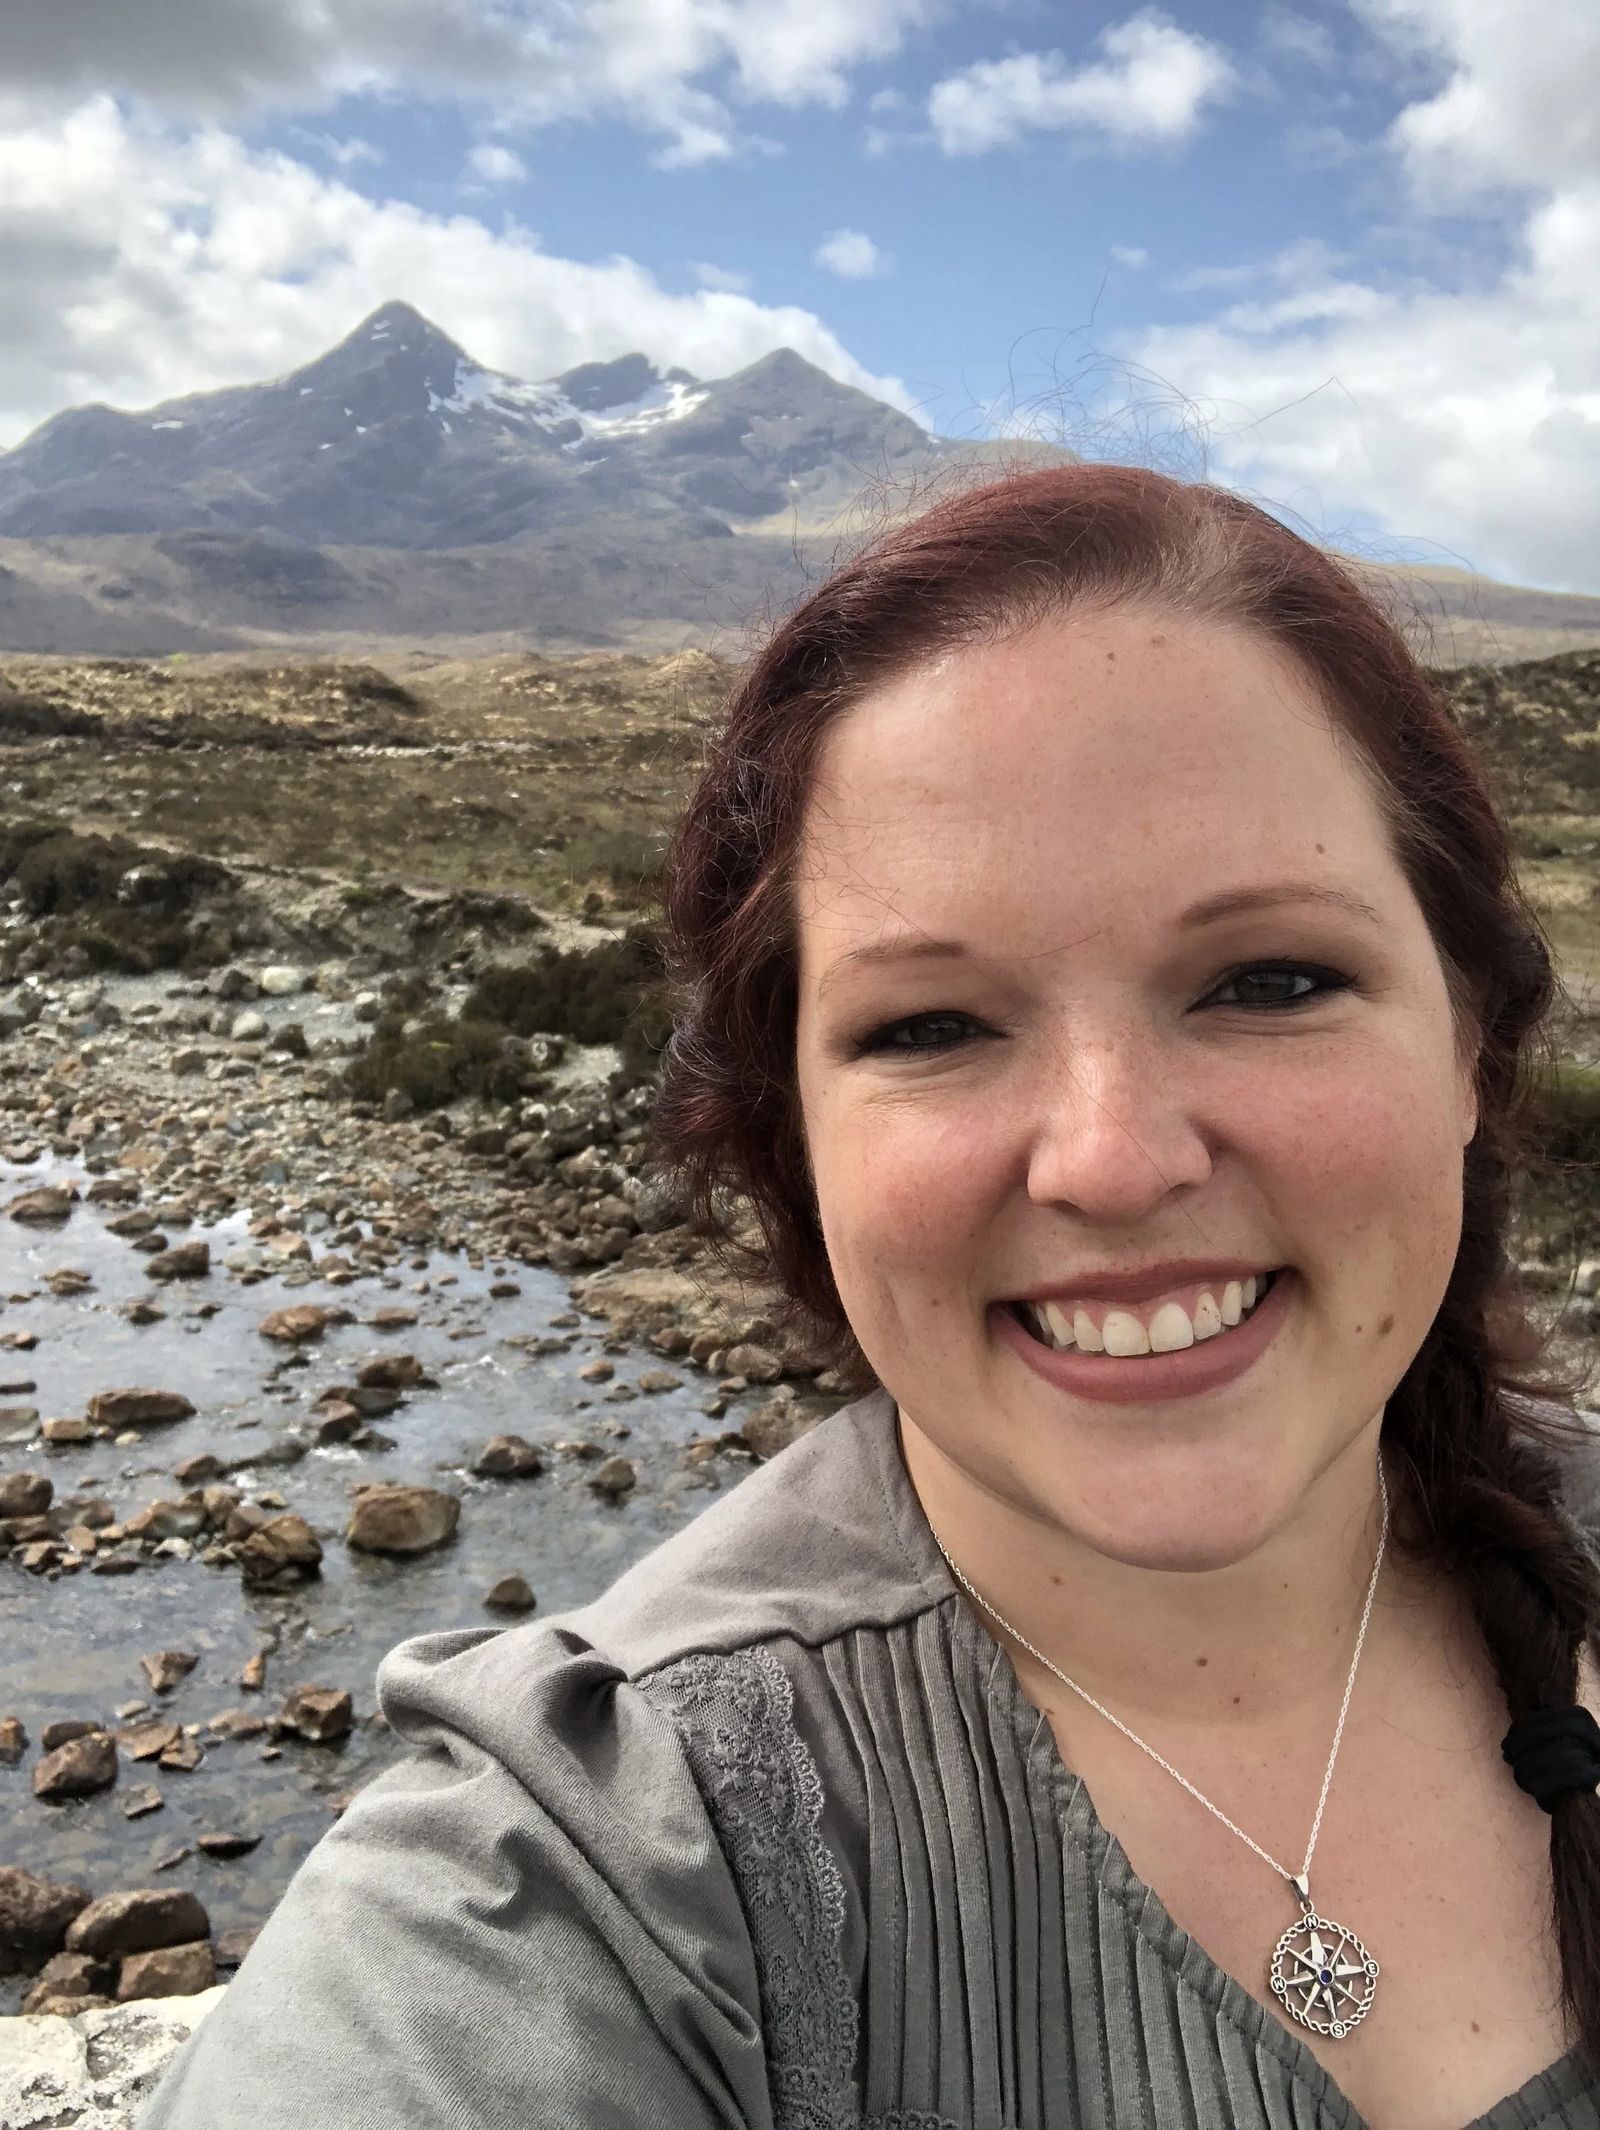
795,610,1386,921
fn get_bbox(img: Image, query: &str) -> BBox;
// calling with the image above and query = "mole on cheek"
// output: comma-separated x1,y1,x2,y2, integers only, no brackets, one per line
1377,1313,1395,1338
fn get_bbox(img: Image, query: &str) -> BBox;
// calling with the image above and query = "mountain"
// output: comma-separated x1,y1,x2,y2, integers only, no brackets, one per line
2,302,1598,660
0,301,958,552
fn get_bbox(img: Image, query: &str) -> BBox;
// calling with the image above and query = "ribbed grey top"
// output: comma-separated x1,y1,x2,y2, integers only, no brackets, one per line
141,1390,1597,2130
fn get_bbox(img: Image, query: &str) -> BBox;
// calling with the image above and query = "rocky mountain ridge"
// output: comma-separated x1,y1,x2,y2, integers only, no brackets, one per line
0,302,952,551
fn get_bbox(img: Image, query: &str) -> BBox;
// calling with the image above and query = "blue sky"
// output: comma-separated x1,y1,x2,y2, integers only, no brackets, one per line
4,1,1600,590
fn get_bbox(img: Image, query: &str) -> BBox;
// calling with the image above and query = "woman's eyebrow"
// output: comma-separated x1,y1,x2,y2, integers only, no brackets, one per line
817,883,1382,997
1176,881,1384,930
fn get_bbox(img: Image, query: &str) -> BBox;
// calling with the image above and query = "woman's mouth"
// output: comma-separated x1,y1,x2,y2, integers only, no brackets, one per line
995,1269,1293,1406
1010,1269,1283,1356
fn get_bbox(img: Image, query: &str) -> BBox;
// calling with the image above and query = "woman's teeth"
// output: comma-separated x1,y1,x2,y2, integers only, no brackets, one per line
1017,1274,1277,1357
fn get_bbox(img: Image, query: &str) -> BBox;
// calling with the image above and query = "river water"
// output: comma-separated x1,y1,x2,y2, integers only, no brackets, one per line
0,1151,762,2009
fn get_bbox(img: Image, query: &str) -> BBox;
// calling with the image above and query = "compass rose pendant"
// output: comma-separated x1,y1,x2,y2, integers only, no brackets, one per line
1269,1891,1379,2039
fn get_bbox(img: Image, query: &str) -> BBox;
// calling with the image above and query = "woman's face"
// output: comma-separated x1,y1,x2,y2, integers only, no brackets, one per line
792,606,1479,1571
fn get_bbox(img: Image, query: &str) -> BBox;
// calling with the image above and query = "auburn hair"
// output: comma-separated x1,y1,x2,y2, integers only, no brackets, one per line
649,462,1600,2061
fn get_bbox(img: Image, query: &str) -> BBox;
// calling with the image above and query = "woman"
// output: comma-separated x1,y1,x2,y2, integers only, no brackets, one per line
143,466,1600,2130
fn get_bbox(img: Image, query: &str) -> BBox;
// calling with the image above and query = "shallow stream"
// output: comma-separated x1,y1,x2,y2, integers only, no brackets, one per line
0,1152,756,2009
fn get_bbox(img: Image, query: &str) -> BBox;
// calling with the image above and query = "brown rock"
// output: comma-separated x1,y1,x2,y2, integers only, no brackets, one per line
258,1304,338,1344
470,1433,543,1478
279,1684,353,1742
577,1357,614,1382
345,1483,460,1555
215,1925,260,1968
197,1830,260,1859
85,1388,196,1428
237,1512,323,1585
355,1353,426,1390
635,1368,683,1394
0,1469,51,1517
158,1735,205,1772
204,1707,266,1740
0,1866,91,1955
587,1455,637,1498
115,1720,181,1761
739,1398,822,1463
0,1714,26,1763
314,1401,362,1443
139,1648,199,1695
239,1650,268,1692
721,1341,784,1383
8,1186,75,1224
42,1416,92,1444
40,1718,103,1751
66,1886,210,1959
121,1783,165,1818
33,1730,117,1799
145,1240,211,1281
174,1453,224,1484
20,1951,108,2011
117,1937,216,2000
484,1574,537,1612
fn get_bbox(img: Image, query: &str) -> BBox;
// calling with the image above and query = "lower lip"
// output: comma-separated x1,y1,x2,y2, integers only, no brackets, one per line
994,1271,1295,1407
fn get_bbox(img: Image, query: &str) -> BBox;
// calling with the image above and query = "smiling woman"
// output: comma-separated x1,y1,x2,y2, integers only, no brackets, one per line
142,468,1600,2130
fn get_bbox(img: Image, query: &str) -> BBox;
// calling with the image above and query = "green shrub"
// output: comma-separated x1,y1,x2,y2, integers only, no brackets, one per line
464,927,663,1047
1531,1059,1600,1169
345,1016,526,1111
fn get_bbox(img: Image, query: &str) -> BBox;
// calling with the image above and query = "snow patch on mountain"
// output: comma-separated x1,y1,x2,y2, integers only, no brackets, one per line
425,359,707,445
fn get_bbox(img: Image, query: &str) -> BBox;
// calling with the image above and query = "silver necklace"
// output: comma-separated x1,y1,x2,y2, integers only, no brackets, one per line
927,1465,1388,2041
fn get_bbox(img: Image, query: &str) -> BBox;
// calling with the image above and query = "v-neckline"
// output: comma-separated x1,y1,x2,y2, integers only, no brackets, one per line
946,1594,1587,2130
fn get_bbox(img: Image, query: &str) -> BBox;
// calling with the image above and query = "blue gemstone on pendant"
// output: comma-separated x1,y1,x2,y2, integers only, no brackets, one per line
1319,1970,1332,1985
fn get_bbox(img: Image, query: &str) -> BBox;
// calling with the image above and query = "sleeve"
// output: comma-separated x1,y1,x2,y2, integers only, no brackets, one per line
138,1621,772,2129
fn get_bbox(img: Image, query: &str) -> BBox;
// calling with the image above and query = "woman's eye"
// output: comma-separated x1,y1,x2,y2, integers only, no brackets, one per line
855,1011,981,1056
1207,962,1353,1009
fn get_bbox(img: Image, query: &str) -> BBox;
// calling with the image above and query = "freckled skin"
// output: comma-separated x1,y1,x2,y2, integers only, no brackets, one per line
792,607,1480,1597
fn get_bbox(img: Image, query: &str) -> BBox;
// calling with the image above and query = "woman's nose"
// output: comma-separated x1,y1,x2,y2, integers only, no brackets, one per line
1022,1030,1213,1220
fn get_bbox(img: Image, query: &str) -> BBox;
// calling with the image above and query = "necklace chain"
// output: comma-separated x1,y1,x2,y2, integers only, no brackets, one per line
927,1465,1389,1901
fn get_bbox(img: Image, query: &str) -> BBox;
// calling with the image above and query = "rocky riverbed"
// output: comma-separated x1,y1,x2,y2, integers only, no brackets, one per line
0,943,840,2020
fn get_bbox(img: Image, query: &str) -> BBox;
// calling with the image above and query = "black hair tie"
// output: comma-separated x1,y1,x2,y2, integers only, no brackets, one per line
1502,1706,1600,1813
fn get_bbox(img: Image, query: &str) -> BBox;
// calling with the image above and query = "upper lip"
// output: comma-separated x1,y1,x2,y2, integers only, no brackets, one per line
1007,1260,1284,1307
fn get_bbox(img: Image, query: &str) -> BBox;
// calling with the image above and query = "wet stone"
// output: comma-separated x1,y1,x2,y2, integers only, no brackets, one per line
121,1783,165,1819
32,1730,117,1799
139,1649,199,1695
85,1387,196,1428
471,1433,543,1479
0,1470,51,1517
40,1718,104,1751
117,1937,217,2000
0,1866,91,1956
345,1482,460,1555
484,1574,537,1613
278,1685,353,1743
197,1830,261,1859
588,1455,637,1499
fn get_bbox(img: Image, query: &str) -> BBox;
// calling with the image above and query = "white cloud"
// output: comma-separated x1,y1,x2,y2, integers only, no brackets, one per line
928,12,1236,156
293,128,382,169
1110,243,1149,266
464,141,526,185
1129,218,1600,597
1353,0,1600,199
0,97,913,448
813,227,890,278
3,0,933,170
693,260,754,293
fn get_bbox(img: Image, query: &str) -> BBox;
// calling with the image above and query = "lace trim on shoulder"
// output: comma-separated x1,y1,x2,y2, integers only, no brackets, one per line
640,1645,860,2130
